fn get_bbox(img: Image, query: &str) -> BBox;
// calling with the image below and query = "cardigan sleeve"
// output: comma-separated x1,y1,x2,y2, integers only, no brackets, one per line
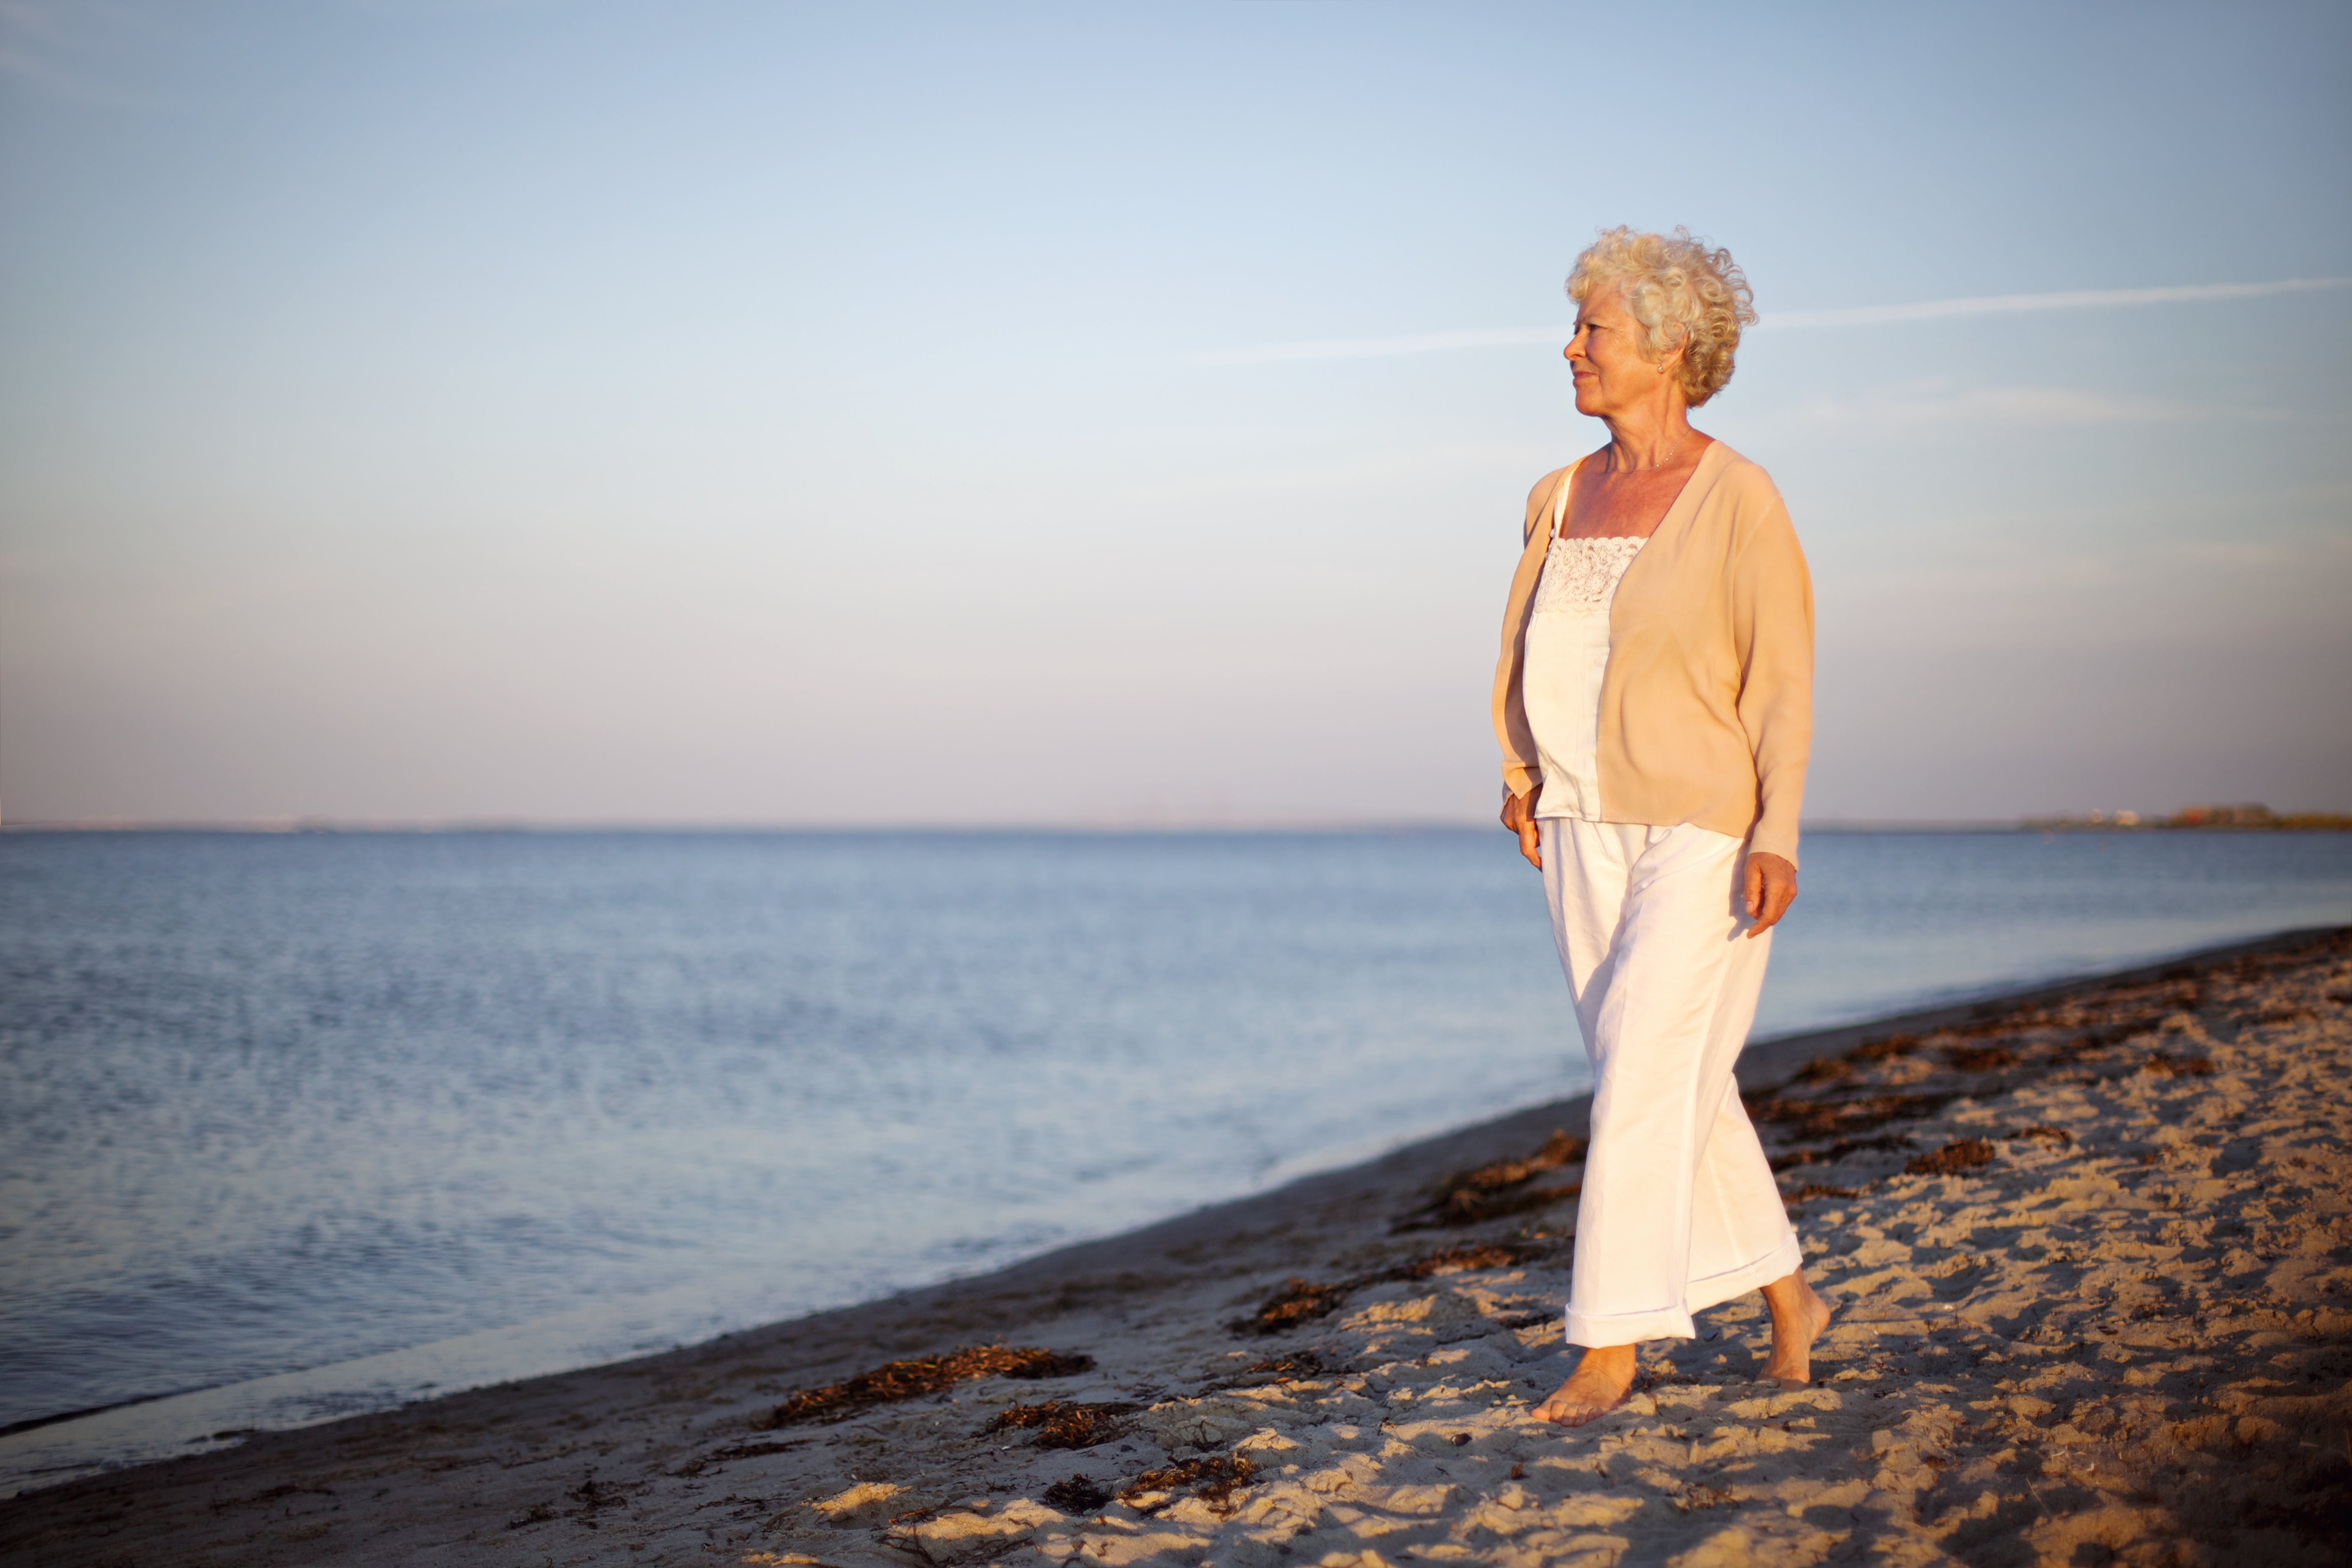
1727,482,1815,866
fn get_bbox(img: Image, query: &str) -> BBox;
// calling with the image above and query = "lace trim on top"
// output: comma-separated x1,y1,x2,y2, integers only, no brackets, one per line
1531,534,1646,614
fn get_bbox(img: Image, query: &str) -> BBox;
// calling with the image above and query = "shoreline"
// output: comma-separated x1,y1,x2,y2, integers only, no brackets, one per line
5,925,2349,1564
3,926,2333,1472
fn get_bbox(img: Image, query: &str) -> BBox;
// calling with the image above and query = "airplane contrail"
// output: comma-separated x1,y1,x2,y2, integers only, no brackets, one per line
1188,277,2351,366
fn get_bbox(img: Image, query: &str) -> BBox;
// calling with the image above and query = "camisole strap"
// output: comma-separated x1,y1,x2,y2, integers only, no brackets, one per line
1550,457,1582,542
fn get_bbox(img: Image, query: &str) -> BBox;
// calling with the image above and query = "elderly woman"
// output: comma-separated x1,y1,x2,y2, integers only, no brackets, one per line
1492,228,1832,1426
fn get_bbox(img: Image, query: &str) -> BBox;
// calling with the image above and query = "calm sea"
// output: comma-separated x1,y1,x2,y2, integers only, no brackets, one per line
3,828,2348,1491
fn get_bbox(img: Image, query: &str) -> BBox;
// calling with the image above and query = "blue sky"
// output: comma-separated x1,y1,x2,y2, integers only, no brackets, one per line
3,1,2347,824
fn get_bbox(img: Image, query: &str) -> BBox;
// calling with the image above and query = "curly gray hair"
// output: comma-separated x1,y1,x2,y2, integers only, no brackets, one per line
1567,227,1757,406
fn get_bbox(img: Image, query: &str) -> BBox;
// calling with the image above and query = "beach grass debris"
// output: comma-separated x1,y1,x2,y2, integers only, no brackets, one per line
1041,1474,1113,1514
756,1346,1096,1429
1117,1453,1256,1514
983,1400,1138,1449
1906,1137,1997,1176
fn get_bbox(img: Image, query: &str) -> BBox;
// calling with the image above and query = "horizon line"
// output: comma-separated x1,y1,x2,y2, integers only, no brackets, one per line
1187,276,2352,366
4,816,2332,836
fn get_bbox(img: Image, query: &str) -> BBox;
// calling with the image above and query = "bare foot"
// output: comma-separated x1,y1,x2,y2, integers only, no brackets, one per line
1759,1270,1832,1387
1530,1344,1637,1427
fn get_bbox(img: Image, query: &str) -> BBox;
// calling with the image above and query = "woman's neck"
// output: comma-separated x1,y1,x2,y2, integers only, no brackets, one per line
1597,406,1702,472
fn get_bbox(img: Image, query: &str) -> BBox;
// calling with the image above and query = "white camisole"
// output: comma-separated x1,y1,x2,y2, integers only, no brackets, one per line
1523,475,1646,821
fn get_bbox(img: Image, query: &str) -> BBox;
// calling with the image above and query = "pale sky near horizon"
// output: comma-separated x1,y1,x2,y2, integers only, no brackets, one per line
3,1,2347,826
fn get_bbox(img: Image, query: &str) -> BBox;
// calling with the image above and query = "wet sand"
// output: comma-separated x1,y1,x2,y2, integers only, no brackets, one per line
4,928,2348,1566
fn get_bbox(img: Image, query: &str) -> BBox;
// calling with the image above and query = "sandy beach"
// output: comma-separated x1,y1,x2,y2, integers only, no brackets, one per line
4,926,2348,1567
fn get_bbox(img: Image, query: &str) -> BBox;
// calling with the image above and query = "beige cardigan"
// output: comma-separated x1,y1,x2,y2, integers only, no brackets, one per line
1491,441,1814,865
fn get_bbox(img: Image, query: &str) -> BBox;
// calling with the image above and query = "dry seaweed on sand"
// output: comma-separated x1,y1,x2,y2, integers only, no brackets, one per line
1749,1090,1963,1140
982,1399,1137,1449
1419,1130,1586,1225
1235,1349,1327,1384
1229,1277,1348,1336
756,1345,1094,1428
2145,1050,2217,1076
1399,1129,1586,1229
1230,1241,1543,1337
1768,1132,1914,1173
1386,1242,1537,1279
1849,1032,1921,1061
1905,1137,1996,1176
1782,1182,1860,1203
1117,1453,1256,1514
1040,1474,1113,1514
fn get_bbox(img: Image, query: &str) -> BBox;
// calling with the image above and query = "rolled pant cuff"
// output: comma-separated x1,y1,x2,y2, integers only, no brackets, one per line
1564,1237,1804,1348
1686,1236,1803,1317
1564,1305,1696,1348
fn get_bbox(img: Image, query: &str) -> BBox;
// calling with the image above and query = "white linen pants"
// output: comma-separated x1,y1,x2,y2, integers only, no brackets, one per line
1541,819,1802,1346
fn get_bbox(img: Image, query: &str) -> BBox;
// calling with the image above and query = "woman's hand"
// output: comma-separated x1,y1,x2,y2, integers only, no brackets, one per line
1500,791,1543,870
1743,851,1797,937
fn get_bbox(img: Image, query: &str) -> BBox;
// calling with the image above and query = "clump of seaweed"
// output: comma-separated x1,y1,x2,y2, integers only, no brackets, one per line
1943,1044,2019,1071
1905,1138,1996,1177
2143,1051,2216,1077
1401,1130,1586,1230
1754,1092,1961,1141
1042,1475,1113,1514
2005,1125,2075,1146
1118,1454,1256,1514
984,1400,1137,1449
1390,1243,1534,1278
1204,1348,1338,1392
1230,1278,1348,1336
1230,1240,1542,1338
1850,1033,1921,1062
1782,1183,1860,1203
675,1437,807,1475
1236,1349,1327,1384
756,1345,1095,1429
1768,1133,1914,1173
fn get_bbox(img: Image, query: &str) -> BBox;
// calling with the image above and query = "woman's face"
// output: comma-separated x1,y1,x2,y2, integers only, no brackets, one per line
1563,283,1671,418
